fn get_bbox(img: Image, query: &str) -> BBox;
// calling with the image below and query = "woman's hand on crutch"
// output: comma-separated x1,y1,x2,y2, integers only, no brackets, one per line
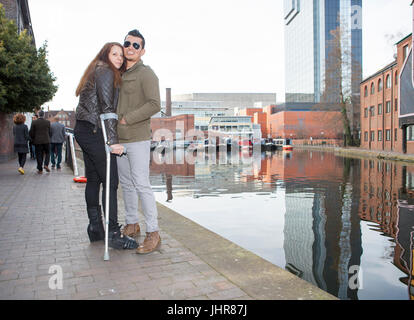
109,144,125,156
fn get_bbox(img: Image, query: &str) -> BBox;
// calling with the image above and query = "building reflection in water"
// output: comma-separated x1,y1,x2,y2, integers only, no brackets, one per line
150,149,195,202
262,150,363,300
359,160,414,300
149,148,414,300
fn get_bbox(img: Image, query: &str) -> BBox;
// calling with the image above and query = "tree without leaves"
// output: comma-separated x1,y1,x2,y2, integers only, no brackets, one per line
316,20,362,147
0,4,57,114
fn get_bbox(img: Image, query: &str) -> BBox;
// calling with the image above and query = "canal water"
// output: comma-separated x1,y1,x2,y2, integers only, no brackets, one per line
149,148,414,300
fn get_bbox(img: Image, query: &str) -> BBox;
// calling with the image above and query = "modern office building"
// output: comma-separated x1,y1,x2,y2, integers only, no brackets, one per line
284,0,362,104
172,93,277,110
208,116,255,139
159,92,277,132
159,100,231,132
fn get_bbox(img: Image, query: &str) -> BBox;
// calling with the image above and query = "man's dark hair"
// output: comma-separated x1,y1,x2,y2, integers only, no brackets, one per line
38,110,45,118
125,29,145,49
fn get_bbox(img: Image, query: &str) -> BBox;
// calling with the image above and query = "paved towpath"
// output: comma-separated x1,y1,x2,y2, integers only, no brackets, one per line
0,157,335,300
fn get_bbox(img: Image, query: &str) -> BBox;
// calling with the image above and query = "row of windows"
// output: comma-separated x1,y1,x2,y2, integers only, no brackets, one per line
364,126,414,143
364,129,398,142
363,71,398,97
363,160,396,174
364,99,398,117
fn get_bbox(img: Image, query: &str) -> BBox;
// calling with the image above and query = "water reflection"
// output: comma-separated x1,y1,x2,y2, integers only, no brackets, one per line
149,149,414,300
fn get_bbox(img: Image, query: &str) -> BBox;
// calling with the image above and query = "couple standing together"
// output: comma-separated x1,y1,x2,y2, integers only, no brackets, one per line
74,29,160,254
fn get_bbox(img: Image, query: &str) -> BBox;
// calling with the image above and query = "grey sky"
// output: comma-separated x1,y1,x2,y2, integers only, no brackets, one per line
28,0,412,110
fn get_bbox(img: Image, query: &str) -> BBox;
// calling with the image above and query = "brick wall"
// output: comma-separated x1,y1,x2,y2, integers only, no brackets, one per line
267,111,343,139
360,34,412,153
1,0,17,21
360,63,400,152
150,114,194,141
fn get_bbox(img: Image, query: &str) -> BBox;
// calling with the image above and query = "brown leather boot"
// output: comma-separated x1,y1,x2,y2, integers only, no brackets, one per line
136,231,161,254
122,223,140,237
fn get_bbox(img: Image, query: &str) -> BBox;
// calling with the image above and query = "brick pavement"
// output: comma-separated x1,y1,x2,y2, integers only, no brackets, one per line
0,158,253,300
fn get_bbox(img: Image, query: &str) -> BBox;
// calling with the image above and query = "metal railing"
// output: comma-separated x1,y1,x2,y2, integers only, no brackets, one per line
64,128,79,176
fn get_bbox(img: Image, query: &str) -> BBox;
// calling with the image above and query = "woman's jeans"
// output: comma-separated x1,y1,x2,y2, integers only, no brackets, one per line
74,120,119,230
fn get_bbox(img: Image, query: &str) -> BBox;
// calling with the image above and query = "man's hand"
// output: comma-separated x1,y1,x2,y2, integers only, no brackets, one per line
119,118,127,125
110,144,124,155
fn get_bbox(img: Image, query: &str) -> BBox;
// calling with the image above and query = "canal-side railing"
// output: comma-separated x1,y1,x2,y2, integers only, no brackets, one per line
64,128,79,176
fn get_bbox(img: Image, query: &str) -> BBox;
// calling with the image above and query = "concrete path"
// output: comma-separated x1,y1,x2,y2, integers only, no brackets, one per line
0,157,335,300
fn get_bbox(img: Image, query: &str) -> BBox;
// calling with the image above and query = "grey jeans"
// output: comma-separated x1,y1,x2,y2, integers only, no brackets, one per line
117,140,159,232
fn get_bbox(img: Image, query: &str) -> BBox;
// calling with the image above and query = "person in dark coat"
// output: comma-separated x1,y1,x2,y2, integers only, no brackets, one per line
13,113,30,175
29,115,38,159
29,110,51,174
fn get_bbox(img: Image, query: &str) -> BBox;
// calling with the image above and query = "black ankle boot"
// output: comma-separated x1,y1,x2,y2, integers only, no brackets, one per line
108,225,138,249
87,206,105,242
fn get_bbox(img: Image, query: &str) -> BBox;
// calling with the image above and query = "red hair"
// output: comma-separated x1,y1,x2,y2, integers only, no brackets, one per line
13,113,26,124
76,42,125,97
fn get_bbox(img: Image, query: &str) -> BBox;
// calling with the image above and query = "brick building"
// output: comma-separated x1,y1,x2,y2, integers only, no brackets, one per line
360,34,412,153
0,0,34,43
150,114,194,141
358,157,414,297
237,104,343,143
267,110,343,141
44,109,76,129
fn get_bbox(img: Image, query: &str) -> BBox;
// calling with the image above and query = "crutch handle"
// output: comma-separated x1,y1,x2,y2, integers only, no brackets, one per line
106,145,127,157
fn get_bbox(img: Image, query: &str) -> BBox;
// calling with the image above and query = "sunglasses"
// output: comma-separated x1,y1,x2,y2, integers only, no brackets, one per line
123,41,140,50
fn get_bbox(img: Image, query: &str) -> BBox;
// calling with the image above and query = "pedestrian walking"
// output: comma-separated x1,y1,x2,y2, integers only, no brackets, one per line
50,116,66,169
13,113,30,175
74,42,137,250
117,29,162,254
29,110,51,174
29,114,37,160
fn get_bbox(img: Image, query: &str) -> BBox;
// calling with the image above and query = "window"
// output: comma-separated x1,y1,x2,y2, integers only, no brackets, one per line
370,106,375,116
364,86,368,97
378,103,383,115
364,108,368,118
395,128,398,141
385,129,391,141
386,75,391,88
403,45,409,61
370,83,375,94
395,71,398,85
378,130,383,141
378,79,383,91
386,101,391,113
370,131,375,141
395,98,398,112
364,131,368,142
407,125,414,141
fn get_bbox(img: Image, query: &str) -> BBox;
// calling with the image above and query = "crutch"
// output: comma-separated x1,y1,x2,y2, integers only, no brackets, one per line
99,113,119,261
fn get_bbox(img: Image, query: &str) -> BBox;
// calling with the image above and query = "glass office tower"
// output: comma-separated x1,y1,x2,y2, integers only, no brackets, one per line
284,0,362,104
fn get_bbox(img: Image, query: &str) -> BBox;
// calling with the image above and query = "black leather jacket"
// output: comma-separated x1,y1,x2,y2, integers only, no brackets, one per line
75,62,119,145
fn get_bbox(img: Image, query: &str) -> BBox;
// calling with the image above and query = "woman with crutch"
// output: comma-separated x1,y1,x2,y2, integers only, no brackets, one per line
74,42,137,251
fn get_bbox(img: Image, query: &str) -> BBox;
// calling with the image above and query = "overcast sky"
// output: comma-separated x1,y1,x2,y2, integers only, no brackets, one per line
28,0,412,111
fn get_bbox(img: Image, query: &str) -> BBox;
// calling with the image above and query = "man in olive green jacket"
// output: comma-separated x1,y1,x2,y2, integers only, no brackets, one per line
117,29,161,254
